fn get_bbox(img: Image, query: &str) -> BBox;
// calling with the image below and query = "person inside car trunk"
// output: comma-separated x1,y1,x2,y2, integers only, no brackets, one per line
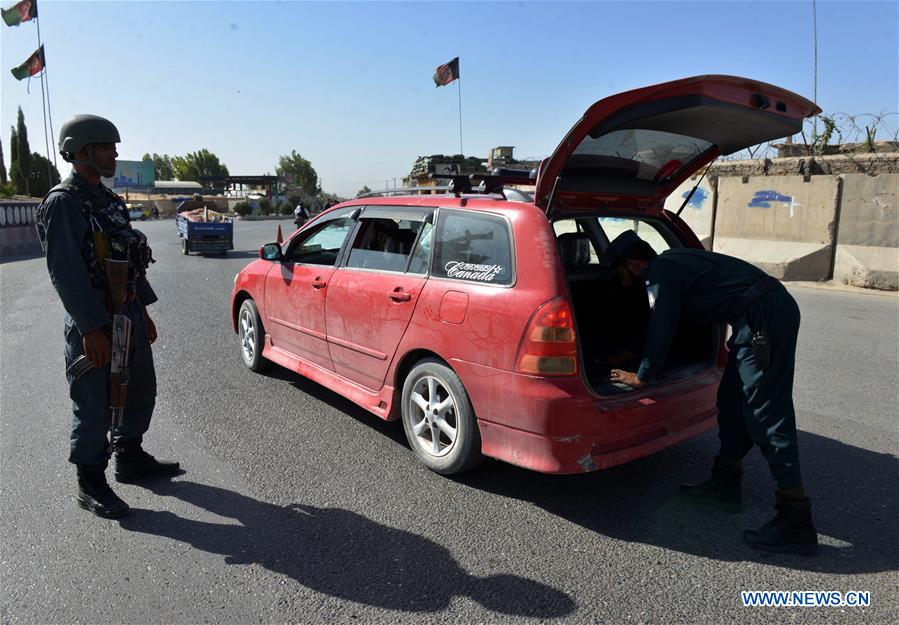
606,230,817,556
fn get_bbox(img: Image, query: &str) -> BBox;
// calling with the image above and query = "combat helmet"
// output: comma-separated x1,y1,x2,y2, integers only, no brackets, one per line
58,114,120,157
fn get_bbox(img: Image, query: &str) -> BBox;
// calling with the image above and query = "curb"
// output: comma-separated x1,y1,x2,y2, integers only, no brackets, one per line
785,280,898,298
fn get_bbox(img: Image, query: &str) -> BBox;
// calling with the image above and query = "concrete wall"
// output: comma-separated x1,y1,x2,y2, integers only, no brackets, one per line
711,152,899,178
832,174,898,290
663,175,715,249
0,201,42,257
713,176,840,281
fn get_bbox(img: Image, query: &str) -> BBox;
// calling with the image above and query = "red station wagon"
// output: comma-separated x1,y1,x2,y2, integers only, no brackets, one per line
231,75,819,475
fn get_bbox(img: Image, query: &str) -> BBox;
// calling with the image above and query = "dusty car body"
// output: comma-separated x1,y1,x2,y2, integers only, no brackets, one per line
231,75,819,474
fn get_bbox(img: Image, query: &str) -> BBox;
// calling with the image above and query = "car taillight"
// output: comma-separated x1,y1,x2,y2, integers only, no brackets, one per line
515,297,578,376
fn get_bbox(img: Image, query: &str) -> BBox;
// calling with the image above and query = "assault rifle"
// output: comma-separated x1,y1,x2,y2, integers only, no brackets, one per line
105,259,132,430
65,259,133,435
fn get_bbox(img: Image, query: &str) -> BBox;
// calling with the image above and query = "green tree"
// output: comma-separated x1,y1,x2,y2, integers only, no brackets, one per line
276,151,318,194
171,149,229,182
356,185,371,198
143,152,174,181
27,152,61,197
0,139,7,184
9,126,22,194
16,107,31,195
233,201,252,217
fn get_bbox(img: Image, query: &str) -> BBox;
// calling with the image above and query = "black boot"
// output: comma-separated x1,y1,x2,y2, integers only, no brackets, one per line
678,456,743,513
114,442,182,483
76,465,130,519
744,492,818,555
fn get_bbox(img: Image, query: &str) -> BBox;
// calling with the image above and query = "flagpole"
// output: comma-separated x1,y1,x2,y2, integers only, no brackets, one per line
35,10,57,173
457,77,463,156
34,37,53,187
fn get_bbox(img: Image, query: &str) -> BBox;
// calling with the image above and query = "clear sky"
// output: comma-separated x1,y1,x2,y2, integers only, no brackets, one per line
2,0,897,198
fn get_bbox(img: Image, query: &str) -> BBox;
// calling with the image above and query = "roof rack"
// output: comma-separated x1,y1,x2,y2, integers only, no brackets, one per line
357,168,537,200
357,185,453,198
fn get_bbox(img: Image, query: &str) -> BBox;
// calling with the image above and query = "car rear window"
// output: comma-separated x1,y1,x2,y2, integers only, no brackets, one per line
431,209,514,285
571,128,712,182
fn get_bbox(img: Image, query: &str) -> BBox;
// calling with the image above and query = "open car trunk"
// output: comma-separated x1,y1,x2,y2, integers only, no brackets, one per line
567,272,719,395
555,223,720,396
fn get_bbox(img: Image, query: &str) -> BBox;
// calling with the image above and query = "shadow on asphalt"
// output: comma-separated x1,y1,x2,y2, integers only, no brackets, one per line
453,430,899,575
0,251,44,264
252,365,899,575
224,250,265,259
120,480,576,618
260,364,409,448
178,249,261,260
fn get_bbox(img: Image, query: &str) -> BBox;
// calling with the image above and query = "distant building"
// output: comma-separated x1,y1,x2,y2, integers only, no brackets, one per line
102,160,155,190
153,180,204,195
486,146,542,174
402,147,541,194
405,154,488,191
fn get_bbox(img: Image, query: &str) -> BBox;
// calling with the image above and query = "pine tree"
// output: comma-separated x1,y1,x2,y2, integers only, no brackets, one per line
27,152,60,196
0,139,7,184
16,107,31,196
10,126,22,194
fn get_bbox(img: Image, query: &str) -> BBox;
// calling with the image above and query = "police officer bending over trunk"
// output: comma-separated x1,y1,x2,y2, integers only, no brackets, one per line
605,230,817,555
37,115,181,519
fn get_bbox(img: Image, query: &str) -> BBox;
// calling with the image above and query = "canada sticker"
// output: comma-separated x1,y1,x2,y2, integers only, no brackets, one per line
444,261,504,282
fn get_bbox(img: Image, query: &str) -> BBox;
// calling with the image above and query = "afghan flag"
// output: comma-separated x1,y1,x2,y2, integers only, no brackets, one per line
10,45,44,80
2,0,37,27
433,57,459,87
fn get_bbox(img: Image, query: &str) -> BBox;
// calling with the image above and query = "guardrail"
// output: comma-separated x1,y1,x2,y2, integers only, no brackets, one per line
0,201,40,228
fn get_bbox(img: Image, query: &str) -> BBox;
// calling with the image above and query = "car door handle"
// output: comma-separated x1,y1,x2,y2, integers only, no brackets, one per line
311,278,327,289
388,289,412,302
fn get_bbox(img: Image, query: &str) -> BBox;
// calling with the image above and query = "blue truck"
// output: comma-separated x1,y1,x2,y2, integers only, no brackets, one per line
176,201,234,255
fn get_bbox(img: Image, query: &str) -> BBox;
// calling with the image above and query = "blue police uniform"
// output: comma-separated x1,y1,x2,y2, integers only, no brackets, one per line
39,172,158,467
637,248,802,490
607,230,816,553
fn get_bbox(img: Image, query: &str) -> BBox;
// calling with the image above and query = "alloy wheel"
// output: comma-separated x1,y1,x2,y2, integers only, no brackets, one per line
239,308,256,363
407,375,458,457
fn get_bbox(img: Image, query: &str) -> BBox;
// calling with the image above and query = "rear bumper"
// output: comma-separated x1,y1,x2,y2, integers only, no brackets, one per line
451,359,721,474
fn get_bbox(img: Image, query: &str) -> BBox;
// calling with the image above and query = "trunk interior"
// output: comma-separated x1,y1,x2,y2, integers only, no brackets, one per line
556,228,719,395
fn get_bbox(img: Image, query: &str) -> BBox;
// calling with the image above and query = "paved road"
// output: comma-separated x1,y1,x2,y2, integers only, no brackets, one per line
2,219,897,624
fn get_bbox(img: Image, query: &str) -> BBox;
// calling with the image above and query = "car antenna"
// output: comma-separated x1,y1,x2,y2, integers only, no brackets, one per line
676,158,717,217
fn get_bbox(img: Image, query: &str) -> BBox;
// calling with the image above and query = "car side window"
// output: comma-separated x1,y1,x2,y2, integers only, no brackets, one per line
407,222,433,275
553,219,601,265
286,218,354,265
346,217,423,272
431,210,514,285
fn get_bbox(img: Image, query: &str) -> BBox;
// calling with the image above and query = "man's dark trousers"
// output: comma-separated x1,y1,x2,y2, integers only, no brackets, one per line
63,300,156,467
716,286,802,490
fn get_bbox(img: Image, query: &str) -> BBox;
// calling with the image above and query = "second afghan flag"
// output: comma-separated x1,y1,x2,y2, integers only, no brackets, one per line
2,0,37,27
433,57,459,87
11,45,44,80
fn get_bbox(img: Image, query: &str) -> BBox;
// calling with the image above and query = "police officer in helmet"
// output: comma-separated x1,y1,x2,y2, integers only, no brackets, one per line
37,114,181,519
605,230,817,555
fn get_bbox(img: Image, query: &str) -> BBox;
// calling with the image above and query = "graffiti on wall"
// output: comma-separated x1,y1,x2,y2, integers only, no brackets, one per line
748,190,802,217
681,186,708,209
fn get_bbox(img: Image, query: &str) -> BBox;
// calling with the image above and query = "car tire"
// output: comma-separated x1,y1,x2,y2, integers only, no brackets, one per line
181,238,189,255
238,299,269,372
401,358,483,475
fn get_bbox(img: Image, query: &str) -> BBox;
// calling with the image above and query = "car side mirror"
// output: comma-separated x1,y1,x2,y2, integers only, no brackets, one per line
260,243,283,261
